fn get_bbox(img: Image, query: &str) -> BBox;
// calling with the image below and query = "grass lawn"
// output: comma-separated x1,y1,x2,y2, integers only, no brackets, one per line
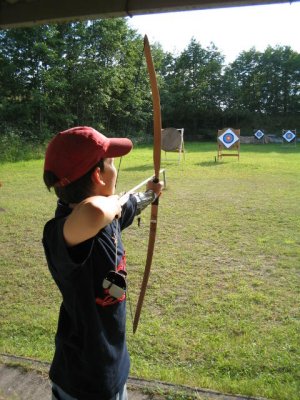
0,142,299,399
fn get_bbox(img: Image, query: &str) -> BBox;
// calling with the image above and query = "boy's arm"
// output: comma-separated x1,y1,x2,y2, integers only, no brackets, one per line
63,195,121,247
133,180,164,215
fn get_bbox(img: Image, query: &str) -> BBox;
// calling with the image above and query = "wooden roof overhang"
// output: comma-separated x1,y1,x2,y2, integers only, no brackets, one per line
0,0,297,28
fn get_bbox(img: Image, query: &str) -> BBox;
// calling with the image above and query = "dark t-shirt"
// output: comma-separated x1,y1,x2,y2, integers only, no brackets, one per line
42,197,137,400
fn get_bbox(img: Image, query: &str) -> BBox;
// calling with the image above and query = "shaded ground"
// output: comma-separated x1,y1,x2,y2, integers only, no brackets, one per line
0,355,268,400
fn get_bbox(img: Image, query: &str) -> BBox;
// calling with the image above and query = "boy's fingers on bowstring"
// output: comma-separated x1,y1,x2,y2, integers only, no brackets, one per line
157,180,164,197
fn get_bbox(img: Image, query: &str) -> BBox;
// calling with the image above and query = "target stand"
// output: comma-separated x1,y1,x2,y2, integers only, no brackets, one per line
282,129,297,147
217,128,240,161
162,127,185,164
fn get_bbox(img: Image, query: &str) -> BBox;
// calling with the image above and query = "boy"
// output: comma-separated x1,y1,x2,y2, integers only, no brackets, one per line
42,126,163,400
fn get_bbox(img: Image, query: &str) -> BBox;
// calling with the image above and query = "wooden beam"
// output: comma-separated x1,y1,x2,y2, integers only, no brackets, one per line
0,0,294,28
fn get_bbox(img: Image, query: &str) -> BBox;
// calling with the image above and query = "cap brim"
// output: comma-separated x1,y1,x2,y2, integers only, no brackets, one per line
105,138,133,158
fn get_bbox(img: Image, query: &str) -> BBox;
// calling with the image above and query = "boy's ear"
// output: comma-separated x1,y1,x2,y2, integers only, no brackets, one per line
91,167,105,186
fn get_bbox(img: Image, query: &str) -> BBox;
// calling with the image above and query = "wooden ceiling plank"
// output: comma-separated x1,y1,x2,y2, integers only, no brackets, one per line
0,0,294,28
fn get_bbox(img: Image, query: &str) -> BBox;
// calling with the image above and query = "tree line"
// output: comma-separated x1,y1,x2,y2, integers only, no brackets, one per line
0,19,299,143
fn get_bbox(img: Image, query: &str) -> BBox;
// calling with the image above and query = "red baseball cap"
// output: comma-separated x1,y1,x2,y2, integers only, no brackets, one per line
44,126,133,187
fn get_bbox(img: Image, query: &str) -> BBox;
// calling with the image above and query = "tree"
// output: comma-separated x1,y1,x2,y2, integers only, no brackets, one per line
160,38,224,133
259,46,300,114
0,22,299,142
0,20,150,139
221,46,300,130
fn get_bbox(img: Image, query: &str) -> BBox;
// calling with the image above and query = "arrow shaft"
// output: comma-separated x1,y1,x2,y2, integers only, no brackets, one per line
119,169,165,206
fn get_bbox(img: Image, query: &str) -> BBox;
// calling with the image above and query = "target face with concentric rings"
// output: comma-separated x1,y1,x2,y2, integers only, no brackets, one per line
254,130,264,139
218,129,239,148
282,130,296,142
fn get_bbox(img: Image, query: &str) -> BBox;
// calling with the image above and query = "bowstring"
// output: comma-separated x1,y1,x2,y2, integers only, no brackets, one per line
115,40,144,193
127,41,146,325
116,39,145,326
115,157,122,190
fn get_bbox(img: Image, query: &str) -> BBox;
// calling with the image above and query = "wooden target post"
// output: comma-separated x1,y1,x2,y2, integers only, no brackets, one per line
217,128,240,160
282,129,297,147
161,127,185,164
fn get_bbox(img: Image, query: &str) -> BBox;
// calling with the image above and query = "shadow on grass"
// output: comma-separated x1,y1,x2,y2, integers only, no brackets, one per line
196,160,225,167
239,144,299,154
122,163,153,172
184,142,300,154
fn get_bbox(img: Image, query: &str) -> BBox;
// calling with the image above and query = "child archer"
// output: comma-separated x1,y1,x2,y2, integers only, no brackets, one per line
42,126,163,400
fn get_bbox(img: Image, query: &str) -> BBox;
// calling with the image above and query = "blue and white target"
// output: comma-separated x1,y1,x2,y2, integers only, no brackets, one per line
254,130,264,139
219,129,239,148
282,130,296,143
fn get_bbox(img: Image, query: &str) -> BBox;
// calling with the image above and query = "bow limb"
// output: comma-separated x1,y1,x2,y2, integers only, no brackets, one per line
133,35,162,334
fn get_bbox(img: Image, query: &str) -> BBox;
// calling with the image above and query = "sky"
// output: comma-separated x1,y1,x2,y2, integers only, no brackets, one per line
127,2,300,64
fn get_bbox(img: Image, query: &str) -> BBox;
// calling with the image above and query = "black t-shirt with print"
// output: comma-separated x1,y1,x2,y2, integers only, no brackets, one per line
42,197,137,400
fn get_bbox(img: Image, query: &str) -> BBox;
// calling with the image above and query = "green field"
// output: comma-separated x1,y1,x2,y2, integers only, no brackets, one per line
0,142,299,400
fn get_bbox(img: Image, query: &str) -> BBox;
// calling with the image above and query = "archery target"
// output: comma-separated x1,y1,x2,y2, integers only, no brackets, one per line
282,130,296,142
218,129,239,148
254,130,264,139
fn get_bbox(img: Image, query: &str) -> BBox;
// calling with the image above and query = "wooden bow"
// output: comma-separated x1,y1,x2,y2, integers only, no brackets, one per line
132,35,162,334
